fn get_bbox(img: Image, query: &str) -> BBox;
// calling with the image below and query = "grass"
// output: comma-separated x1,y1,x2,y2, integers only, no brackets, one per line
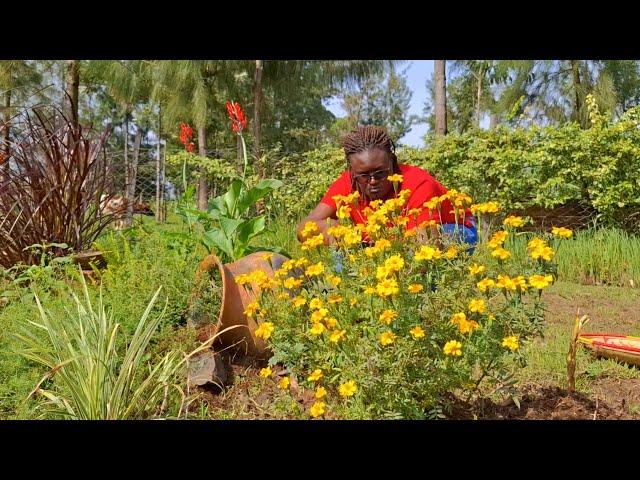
513,281,640,397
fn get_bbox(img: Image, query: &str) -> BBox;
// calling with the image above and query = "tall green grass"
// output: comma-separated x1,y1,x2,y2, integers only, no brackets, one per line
503,227,640,287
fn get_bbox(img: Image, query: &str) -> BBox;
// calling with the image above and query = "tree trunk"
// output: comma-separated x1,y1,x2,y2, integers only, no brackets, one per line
571,60,586,128
434,60,447,136
476,67,484,128
489,113,499,129
125,129,141,227
197,125,208,211
124,114,129,197
2,88,10,157
253,59,263,173
155,105,164,222
64,60,80,130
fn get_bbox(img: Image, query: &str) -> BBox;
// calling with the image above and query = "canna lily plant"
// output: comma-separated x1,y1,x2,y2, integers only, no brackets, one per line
174,102,283,263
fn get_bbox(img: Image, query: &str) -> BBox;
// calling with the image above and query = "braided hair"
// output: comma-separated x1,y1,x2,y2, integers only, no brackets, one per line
342,125,399,192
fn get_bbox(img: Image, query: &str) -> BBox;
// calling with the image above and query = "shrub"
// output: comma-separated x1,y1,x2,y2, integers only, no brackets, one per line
246,190,567,419
0,107,114,268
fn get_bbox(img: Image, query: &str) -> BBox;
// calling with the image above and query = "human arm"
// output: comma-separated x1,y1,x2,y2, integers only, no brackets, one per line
296,202,338,245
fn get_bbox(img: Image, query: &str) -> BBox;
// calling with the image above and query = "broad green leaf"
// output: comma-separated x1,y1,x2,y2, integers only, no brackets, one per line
236,216,266,245
203,229,234,260
236,179,283,214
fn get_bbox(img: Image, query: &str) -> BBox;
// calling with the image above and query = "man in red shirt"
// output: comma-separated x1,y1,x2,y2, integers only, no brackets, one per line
295,125,477,246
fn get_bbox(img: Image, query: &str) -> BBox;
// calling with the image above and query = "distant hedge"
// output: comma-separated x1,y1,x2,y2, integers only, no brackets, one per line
270,105,640,230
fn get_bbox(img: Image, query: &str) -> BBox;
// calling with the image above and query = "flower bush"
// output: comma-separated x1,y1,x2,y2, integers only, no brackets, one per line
236,183,571,419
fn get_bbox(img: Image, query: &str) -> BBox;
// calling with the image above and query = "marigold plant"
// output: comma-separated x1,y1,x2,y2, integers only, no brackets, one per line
242,190,569,419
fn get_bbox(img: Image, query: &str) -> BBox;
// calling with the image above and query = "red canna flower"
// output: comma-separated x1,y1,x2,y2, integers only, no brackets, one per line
226,101,248,133
179,122,195,153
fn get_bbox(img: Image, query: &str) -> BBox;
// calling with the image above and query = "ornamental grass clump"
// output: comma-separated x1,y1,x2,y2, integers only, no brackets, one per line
241,183,571,419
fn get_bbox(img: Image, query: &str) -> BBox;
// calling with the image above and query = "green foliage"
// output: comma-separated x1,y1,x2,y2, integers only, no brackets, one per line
269,108,640,231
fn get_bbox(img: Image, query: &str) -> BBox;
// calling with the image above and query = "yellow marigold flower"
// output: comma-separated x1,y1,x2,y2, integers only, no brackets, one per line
243,301,260,317
332,194,348,206
408,283,424,293
337,204,352,219
419,219,437,229
461,319,480,334
308,369,323,382
395,216,410,227
469,263,486,276
324,317,338,329
415,245,442,261
485,201,500,213
375,238,392,250
305,262,325,277
349,298,358,306
309,298,323,310
259,367,272,378
444,340,463,356
310,401,326,418
329,329,346,343
423,198,440,210
514,275,528,292
364,246,380,257
379,309,398,325
379,331,397,346
301,233,325,250
326,274,342,287
491,230,508,245
283,277,303,290
503,215,525,228
315,386,327,399
328,295,343,304
255,322,275,340
363,286,376,295
311,308,329,323
309,322,326,335
292,296,307,308
551,226,573,238
451,312,467,325
502,336,519,351
376,278,400,298
529,274,554,289
277,292,290,300
300,221,319,239
376,265,392,280
260,253,274,262
488,314,495,323
234,273,252,285
496,274,518,291
410,325,425,339
476,278,496,292
530,245,554,261
468,298,486,313
403,229,417,238
407,208,422,217
384,255,405,272
528,237,547,250
387,173,404,183
491,247,511,260
445,246,459,259
278,376,290,389
338,380,358,397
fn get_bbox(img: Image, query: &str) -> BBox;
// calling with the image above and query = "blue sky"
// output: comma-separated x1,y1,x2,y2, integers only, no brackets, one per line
325,60,434,147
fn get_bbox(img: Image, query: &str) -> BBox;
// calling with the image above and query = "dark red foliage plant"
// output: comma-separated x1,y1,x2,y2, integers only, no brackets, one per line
0,106,114,268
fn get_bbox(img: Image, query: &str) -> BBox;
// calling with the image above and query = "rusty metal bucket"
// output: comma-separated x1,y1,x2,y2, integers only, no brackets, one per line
191,251,289,358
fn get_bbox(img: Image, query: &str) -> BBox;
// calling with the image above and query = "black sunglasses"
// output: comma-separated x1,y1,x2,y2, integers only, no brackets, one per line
353,168,391,185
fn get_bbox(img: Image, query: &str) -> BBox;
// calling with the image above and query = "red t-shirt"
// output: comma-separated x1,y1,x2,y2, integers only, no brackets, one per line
320,164,474,230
